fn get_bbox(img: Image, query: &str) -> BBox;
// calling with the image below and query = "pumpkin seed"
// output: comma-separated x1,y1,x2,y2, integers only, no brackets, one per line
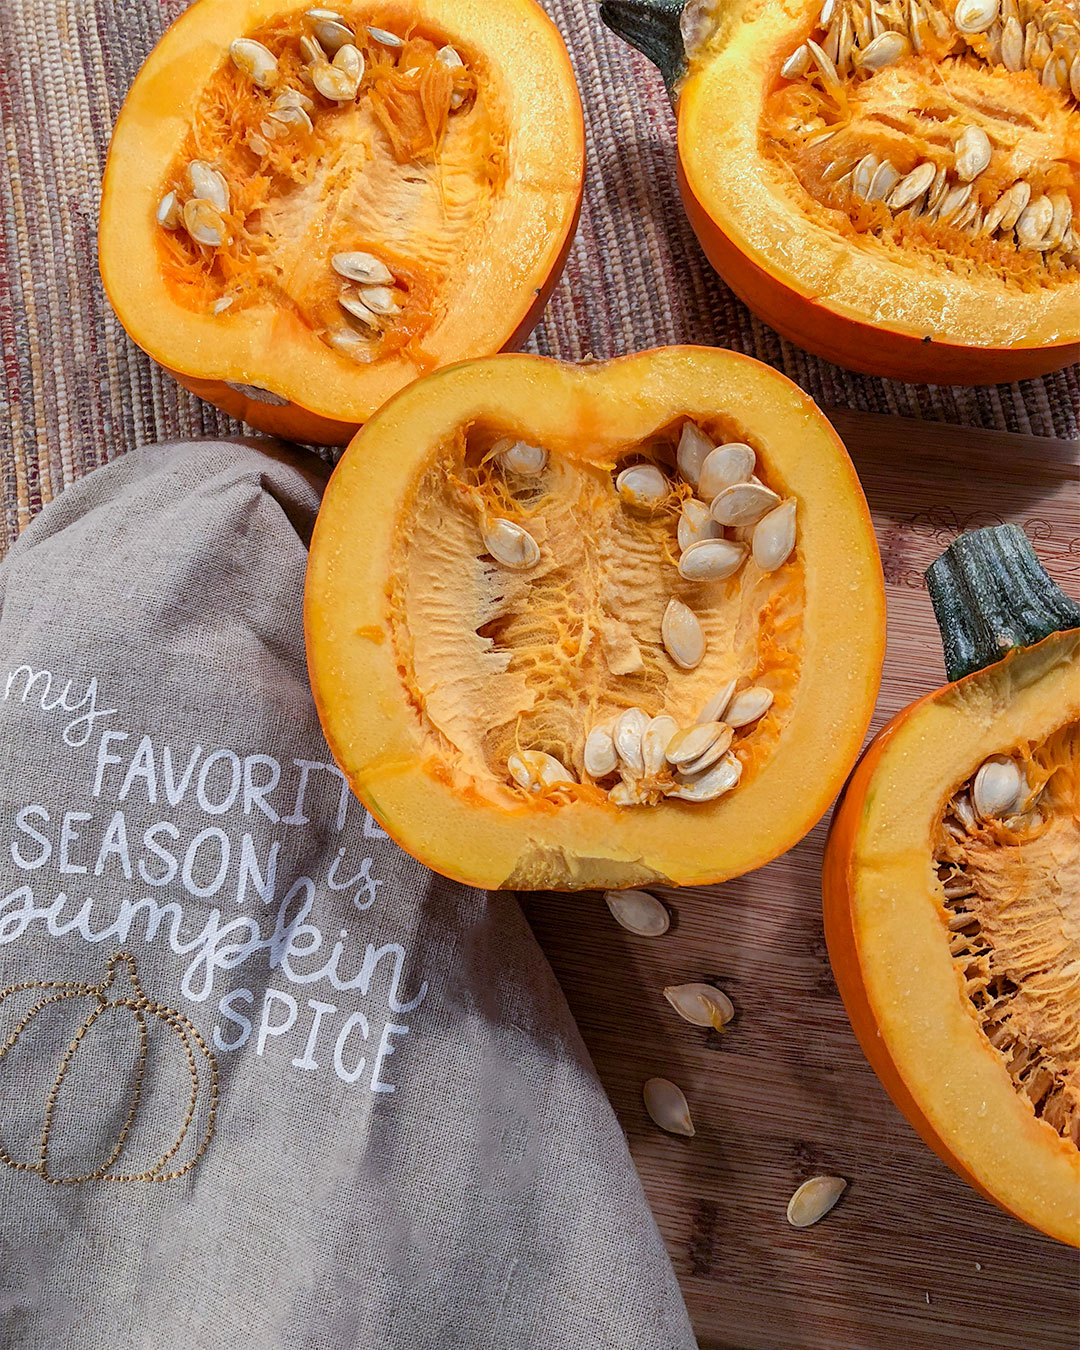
807,37,840,84
954,0,1000,33
614,706,650,773
508,750,574,793
677,498,722,551
182,199,226,248
666,721,726,766
212,296,234,314
852,153,881,199
663,982,735,1029
1044,191,1072,250
994,180,1031,232
609,780,650,806
953,791,977,832
866,160,901,202
1016,194,1053,248
247,132,270,156
267,104,313,133
188,161,229,213
787,1176,847,1227
925,165,949,213
229,37,279,88
1042,51,1067,89
584,722,618,778
1001,14,1025,67
643,1077,695,1136
642,715,680,776
333,43,365,82
724,685,774,727
367,25,404,47
156,191,181,229
437,44,464,68
972,755,1024,817
481,518,540,570
300,34,325,65
677,422,714,487
339,293,380,326
304,7,344,21
616,463,668,506
753,498,797,572
955,125,992,181
358,285,399,315
698,443,755,499
332,252,395,285
312,60,358,100
668,752,742,802
819,0,837,24
710,480,781,527
888,160,936,209
605,888,670,936
935,182,973,225
312,17,354,53
662,599,705,670
856,29,911,67
1071,50,1080,100
494,438,547,476
328,327,368,355
696,679,737,725
679,725,735,775
781,43,813,78
677,538,748,581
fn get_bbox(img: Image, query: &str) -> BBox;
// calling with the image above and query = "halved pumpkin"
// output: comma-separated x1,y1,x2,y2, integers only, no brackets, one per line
824,525,1080,1245
305,346,885,890
100,0,584,443
600,0,1080,384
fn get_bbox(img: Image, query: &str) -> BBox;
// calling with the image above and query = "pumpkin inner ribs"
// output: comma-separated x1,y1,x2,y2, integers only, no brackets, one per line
936,720,1080,1146
387,419,805,805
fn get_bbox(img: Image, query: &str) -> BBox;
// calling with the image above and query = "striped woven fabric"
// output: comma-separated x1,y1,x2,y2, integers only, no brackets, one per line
0,0,1076,554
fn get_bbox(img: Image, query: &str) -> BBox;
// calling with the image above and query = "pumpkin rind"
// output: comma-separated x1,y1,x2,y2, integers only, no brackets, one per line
100,0,585,443
305,346,886,891
823,529,1080,1246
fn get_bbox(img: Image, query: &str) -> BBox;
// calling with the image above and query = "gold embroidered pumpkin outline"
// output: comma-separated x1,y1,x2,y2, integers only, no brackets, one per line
0,952,218,1184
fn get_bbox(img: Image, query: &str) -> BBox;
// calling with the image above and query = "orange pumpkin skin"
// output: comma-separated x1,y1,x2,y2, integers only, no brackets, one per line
100,0,585,445
677,163,1080,387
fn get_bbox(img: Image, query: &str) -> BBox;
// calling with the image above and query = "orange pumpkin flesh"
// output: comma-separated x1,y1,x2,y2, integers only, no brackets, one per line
604,0,1080,384
824,529,1080,1246
305,347,885,891
100,0,584,444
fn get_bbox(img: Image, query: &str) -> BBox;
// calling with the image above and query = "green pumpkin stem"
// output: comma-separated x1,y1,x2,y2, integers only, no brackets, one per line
925,524,1080,682
598,0,689,98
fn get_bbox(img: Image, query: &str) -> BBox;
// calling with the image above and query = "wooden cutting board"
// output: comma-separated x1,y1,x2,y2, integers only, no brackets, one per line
521,411,1080,1350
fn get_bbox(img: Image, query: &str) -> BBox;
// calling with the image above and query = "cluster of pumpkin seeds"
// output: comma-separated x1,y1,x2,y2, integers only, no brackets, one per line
780,0,1080,264
482,426,796,807
603,887,848,1226
156,10,469,336
934,740,1080,1143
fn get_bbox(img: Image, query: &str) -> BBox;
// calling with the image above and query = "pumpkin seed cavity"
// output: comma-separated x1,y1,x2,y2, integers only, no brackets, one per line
935,722,1079,1146
387,418,803,810
156,10,487,351
768,0,1080,285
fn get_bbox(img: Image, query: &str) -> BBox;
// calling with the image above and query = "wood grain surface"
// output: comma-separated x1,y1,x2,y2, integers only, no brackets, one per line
521,411,1080,1350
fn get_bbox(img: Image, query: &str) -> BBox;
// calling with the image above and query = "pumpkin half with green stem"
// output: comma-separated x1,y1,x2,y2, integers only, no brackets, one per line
823,525,1080,1246
600,0,1080,383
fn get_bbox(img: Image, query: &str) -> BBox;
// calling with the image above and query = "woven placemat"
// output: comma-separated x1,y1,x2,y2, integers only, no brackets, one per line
0,0,1076,553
